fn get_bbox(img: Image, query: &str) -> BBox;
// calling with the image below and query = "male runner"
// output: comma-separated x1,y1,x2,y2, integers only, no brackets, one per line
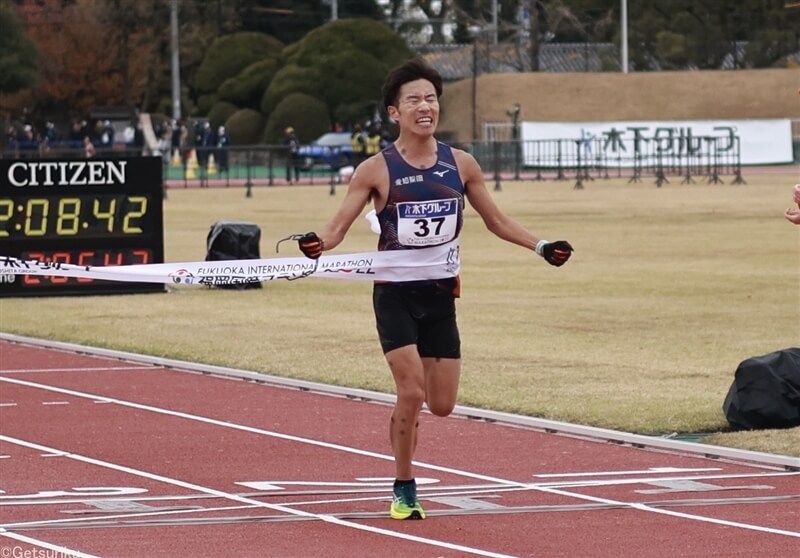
296,58,573,519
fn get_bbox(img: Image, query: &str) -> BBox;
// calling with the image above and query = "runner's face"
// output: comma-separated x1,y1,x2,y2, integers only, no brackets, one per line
389,79,439,136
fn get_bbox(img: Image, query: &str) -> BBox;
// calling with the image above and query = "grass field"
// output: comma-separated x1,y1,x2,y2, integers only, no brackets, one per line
1,173,798,456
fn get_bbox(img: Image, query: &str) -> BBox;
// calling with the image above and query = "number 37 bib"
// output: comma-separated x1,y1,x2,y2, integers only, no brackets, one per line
396,198,459,247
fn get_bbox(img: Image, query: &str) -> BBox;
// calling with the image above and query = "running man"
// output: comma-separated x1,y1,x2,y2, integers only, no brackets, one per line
296,58,573,520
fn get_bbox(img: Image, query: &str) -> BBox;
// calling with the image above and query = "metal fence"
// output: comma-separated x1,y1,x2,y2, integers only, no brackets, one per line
2,135,743,193
470,135,744,190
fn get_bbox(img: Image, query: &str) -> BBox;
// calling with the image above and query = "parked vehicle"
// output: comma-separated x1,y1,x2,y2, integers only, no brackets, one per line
298,132,354,170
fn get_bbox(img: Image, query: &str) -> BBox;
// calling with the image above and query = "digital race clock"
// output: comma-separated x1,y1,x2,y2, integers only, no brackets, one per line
0,157,165,297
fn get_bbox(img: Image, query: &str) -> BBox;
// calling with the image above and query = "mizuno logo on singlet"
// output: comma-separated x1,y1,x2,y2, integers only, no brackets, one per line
432,169,449,177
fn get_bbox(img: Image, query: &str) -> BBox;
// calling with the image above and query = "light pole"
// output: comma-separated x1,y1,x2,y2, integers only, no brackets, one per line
491,0,498,45
621,0,629,73
170,0,181,120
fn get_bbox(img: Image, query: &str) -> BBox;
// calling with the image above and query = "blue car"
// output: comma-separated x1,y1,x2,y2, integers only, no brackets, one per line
298,132,354,170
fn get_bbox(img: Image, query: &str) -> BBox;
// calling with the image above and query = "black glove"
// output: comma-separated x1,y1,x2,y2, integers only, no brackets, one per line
298,232,324,259
537,240,574,267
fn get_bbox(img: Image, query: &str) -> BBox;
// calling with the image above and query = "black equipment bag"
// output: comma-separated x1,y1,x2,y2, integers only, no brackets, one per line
722,348,800,430
205,221,262,290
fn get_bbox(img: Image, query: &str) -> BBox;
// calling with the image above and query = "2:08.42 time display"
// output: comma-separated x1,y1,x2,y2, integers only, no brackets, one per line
0,194,150,239
0,156,165,297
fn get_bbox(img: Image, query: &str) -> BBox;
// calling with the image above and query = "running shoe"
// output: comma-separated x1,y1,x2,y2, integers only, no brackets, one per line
390,481,426,520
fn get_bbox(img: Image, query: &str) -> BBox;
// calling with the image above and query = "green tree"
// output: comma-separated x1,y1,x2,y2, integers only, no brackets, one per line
194,32,284,95
218,58,282,109
0,1,38,95
232,0,383,43
263,92,330,144
260,64,323,117
623,0,800,70
281,18,412,124
207,100,238,129
224,107,266,144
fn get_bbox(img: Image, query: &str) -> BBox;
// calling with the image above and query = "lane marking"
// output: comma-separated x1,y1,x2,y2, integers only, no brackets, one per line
0,487,148,501
0,403,17,407
236,478,439,491
42,401,70,406
0,434,518,558
540,471,797,489
0,368,153,374
7,495,800,532
0,528,101,558
0,366,153,375
534,467,721,477
2,375,799,540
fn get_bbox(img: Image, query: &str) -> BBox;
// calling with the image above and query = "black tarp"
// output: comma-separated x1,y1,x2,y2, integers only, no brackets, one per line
722,348,800,430
206,221,262,289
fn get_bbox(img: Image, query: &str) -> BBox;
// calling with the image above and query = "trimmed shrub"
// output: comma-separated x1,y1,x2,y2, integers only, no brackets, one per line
279,19,412,122
195,94,218,116
218,58,282,109
224,108,266,145
195,32,284,95
285,19,411,69
260,64,323,116
207,101,239,130
263,93,330,144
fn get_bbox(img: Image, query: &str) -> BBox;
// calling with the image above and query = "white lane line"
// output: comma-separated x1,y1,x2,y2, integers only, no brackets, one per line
0,527,101,558
534,467,721,477
42,401,69,406
2,375,799,540
0,434,517,558
1,503,256,530
0,366,153,375
0,403,16,407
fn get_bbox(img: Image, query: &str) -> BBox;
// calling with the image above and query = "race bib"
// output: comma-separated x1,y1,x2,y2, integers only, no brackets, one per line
396,198,459,247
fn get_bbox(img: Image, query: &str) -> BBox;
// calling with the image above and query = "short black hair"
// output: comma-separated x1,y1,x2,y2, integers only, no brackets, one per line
381,58,443,112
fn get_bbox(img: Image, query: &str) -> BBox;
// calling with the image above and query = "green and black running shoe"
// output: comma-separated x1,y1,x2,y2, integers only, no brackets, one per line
390,479,426,520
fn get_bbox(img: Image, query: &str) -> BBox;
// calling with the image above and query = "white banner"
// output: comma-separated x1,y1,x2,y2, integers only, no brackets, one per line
0,241,461,287
521,119,793,165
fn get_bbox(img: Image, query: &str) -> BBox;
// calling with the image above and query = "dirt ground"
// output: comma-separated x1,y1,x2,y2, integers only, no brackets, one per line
439,68,800,142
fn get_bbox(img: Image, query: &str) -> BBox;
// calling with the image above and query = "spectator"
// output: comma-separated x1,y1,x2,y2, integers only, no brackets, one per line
216,126,230,174
133,122,145,155
68,119,83,143
43,122,57,148
283,126,301,184
350,123,366,167
98,120,114,150
195,121,213,171
365,123,381,157
171,120,186,165
84,136,96,158
20,125,37,158
5,126,19,158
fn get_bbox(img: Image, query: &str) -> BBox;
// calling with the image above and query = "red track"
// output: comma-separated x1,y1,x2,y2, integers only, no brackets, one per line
1,339,798,558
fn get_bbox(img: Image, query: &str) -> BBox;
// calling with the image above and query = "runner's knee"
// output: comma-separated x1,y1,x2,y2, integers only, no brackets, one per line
427,398,455,417
396,384,425,410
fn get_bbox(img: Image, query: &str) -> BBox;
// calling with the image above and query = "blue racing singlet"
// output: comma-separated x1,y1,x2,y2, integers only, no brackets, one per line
376,142,465,252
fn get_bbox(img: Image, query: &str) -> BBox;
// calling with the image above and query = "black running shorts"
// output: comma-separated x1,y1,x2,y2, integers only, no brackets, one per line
372,281,461,358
